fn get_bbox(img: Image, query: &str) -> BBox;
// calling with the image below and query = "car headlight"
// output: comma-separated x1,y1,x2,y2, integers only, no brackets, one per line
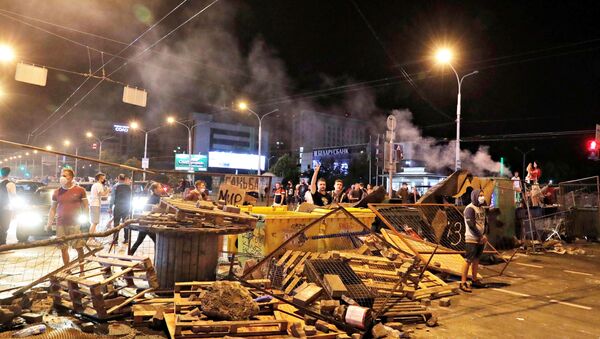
77,214,88,225
17,212,43,225
132,197,148,211
10,197,27,210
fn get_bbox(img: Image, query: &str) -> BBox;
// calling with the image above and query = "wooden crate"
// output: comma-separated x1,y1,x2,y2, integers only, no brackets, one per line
49,253,158,320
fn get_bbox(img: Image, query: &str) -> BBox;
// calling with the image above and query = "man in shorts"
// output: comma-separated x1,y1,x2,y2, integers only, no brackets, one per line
89,172,109,245
461,189,488,292
46,168,88,272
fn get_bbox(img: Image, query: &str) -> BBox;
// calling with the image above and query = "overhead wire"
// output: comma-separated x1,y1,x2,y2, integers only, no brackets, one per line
348,0,453,121
33,0,220,138
0,7,257,81
29,0,191,138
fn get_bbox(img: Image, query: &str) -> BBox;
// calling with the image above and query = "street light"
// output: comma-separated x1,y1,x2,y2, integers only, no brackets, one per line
166,116,203,174
236,101,279,175
0,44,15,63
435,47,478,171
130,121,168,180
86,131,115,172
514,147,535,180
63,139,82,176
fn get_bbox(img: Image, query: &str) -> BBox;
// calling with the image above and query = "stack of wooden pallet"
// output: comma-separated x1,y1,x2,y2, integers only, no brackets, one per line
49,253,159,320
164,281,341,338
269,249,457,302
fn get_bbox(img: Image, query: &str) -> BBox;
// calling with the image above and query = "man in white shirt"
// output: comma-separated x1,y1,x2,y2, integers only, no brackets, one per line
0,167,17,245
89,173,109,242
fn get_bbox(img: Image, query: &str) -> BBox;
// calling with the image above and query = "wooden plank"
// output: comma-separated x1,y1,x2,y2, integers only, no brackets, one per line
87,256,141,268
292,283,323,307
96,252,148,262
107,288,154,314
322,274,347,298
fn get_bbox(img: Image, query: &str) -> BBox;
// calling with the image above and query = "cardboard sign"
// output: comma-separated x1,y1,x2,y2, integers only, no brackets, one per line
218,183,247,206
224,175,260,192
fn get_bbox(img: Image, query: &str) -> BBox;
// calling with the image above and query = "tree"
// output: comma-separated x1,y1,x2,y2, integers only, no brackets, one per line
269,154,300,184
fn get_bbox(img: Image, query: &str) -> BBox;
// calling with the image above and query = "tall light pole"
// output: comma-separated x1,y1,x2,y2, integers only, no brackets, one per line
435,48,478,171
86,132,115,173
514,147,535,179
130,121,167,181
167,116,203,174
63,139,81,176
237,101,279,175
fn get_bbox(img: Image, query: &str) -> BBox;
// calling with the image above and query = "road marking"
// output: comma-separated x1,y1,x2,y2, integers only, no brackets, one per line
491,288,531,297
516,263,543,268
563,270,593,276
491,289,592,310
549,299,592,310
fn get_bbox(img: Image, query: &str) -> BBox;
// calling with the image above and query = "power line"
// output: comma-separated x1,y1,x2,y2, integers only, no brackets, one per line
34,0,220,138
0,7,257,81
31,0,193,138
348,0,453,121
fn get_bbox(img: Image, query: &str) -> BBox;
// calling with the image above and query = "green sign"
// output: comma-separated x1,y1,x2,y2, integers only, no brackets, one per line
174,154,208,172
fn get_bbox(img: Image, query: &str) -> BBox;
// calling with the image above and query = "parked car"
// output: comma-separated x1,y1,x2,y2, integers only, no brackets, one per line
11,180,46,209
14,186,90,243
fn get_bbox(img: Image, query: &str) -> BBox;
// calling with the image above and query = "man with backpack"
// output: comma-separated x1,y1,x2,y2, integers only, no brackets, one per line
0,167,16,245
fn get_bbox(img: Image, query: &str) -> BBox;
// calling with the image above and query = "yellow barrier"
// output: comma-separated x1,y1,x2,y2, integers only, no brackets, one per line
231,207,376,259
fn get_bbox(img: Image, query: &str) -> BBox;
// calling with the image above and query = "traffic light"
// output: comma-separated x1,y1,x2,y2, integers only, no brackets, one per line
588,139,599,160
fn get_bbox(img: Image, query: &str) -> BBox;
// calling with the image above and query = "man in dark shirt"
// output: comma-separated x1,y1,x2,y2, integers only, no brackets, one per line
272,182,286,206
130,182,164,255
110,174,132,243
310,164,332,206
331,179,348,204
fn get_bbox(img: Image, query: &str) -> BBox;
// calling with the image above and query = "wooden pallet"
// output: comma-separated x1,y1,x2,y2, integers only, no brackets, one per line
147,199,257,232
49,253,158,320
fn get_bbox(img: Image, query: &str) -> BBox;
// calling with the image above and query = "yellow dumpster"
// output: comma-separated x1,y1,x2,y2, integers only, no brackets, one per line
234,207,376,259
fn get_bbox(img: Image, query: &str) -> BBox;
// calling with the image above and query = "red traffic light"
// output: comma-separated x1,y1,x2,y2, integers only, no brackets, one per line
588,140,598,151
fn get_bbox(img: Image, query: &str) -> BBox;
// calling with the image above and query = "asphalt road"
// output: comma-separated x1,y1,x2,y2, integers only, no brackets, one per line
420,242,600,338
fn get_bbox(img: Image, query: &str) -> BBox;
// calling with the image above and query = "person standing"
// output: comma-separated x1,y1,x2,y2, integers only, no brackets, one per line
408,186,421,203
185,180,210,201
310,164,332,206
511,172,522,205
399,183,409,203
46,168,88,271
89,173,110,242
460,189,488,292
298,179,309,203
0,167,16,245
285,181,295,205
110,174,132,244
272,182,286,206
331,179,349,204
129,182,164,255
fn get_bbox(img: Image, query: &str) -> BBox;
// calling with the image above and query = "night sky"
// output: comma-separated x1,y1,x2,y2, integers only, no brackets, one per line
0,0,599,181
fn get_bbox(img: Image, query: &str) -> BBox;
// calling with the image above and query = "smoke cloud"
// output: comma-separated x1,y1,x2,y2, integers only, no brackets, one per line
392,109,508,176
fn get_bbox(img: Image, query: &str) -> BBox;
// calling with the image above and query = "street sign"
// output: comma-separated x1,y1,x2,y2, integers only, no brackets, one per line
141,157,149,169
174,154,207,172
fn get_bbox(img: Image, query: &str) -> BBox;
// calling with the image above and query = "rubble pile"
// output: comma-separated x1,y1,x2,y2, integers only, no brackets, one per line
198,281,259,320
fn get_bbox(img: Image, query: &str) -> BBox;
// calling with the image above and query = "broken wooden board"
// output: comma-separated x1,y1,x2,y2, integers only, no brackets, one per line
49,253,158,320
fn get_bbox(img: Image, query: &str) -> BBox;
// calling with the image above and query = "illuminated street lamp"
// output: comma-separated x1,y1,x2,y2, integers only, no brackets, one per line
435,47,478,171
130,120,168,180
63,139,82,176
86,132,115,172
236,101,279,175
166,116,202,174
0,44,15,63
